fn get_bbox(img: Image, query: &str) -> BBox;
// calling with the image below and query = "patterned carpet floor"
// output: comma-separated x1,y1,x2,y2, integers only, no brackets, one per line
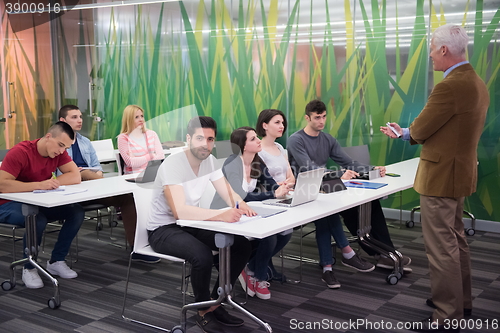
0,217,498,333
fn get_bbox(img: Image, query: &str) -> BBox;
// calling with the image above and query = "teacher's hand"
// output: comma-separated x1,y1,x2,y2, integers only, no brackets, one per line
380,122,402,138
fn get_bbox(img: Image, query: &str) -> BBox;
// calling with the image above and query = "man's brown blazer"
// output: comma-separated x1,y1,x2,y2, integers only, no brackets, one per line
409,63,489,198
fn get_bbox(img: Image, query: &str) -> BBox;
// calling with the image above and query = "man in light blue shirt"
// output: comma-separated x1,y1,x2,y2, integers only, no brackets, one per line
58,105,103,180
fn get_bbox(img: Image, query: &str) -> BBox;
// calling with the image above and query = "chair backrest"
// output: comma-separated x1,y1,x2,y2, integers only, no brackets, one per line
213,140,233,159
132,185,156,251
0,149,9,161
91,139,114,152
115,152,125,175
342,145,370,166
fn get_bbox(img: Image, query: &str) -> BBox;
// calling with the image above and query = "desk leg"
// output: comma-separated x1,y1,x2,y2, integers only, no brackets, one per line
177,233,272,333
1,205,61,309
356,202,404,285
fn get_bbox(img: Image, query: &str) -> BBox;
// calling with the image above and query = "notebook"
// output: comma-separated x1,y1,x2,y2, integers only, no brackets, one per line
125,159,163,183
262,168,325,208
344,181,387,189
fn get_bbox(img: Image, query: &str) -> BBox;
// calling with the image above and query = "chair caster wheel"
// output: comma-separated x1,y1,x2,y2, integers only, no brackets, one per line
171,325,185,333
386,274,399,285
1,281,15,291
48,297,60,309
109,220,118,228
331,257,336,266
406,220,415,228
466,228,475,236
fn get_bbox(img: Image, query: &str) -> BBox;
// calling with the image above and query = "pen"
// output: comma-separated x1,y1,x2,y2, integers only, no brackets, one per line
349,181,363,185
51,172,57,179
235,201,239,209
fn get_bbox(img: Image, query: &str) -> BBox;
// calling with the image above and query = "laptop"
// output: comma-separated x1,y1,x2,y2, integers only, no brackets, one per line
321,173,347,193
125,159,163,183
262,168,325,207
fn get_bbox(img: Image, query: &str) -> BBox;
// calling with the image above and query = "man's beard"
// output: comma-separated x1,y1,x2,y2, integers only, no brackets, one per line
190,145,211,160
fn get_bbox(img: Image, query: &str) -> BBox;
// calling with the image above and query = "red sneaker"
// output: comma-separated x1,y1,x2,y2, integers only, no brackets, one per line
237,270,255,297
255,280,271,300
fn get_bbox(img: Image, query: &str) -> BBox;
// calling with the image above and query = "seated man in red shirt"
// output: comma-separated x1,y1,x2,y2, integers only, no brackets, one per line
0,122,85,289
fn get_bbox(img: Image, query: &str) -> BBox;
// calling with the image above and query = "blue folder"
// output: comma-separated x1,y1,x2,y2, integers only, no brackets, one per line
344,181,388,190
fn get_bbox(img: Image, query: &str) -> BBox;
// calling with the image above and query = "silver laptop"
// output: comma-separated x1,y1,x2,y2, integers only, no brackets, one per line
263,168,325,207
125,159,163,183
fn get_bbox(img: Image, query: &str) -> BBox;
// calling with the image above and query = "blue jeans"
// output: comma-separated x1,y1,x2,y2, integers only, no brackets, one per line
248,232,292,281
0,201,85,269
314,214,349,267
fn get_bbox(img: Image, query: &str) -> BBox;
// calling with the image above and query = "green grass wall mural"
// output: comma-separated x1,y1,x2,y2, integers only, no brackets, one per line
92,0,499,221
2,1,497,220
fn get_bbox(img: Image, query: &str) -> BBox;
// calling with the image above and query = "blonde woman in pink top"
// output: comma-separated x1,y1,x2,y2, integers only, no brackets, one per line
117,105,165,174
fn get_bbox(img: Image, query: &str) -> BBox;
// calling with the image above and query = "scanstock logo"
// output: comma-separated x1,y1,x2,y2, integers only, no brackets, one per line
4,1,81,33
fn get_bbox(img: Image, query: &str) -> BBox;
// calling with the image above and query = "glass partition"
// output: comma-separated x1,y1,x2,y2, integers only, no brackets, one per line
2,0,499,220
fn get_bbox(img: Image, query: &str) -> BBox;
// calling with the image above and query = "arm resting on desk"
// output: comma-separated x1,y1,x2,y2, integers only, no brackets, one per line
56,161,82,185
211,176,255,216
164,183,247,223
0,170,62,192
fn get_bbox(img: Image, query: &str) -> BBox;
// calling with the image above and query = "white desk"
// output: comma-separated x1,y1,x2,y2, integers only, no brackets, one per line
176,158,419,333
0,176,138,207
178,158,419,238
97,145,187,164
0,175,140,308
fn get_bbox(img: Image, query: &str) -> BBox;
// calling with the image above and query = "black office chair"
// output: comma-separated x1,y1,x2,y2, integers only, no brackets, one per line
342,144,371,166
406,161,479,235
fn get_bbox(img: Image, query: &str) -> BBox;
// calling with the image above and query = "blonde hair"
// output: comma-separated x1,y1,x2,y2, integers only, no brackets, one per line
120,105,147,134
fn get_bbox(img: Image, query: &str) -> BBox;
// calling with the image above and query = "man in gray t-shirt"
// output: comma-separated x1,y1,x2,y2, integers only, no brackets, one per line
287,100,412,279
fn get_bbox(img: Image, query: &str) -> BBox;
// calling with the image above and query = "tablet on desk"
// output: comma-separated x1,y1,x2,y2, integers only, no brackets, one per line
125,159,162,183
321,177,347,193
236,206,286,224
249,206,286,218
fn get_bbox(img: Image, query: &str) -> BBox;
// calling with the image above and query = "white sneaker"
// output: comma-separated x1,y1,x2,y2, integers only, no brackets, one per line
22,268,44,289
46,260,78,279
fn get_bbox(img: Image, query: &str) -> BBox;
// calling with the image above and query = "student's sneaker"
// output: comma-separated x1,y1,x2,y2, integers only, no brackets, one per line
341,253,375,272
376,255,412,273
131,253,161,264
237,269,256,297
22,268,44,289
46,260,78,279
321,270,341,289
255,280,271,300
